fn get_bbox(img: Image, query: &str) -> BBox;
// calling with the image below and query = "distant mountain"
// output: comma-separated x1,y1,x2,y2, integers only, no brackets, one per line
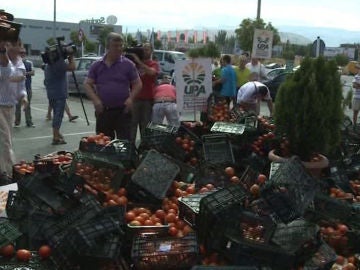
277,25,360,47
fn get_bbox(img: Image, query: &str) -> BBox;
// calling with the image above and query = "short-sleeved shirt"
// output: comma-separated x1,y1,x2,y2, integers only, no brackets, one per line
87,55,140,108
136,59,160,100
220,64,237,97
44,59,68,100
0,62,26,106
153,83,176,99
234,66,251,88
237,81,271,104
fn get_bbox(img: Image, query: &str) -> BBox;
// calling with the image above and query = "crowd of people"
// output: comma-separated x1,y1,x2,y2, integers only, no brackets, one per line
212,53,273,117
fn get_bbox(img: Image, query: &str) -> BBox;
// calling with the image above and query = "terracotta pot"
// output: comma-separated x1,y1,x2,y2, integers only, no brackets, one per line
268,149,329,178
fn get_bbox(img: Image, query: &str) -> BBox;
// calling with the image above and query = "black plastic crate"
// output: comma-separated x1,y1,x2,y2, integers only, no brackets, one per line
0,218,22,248
193,163,229,189
305,193,353,224
219,234,295,269
271,219,321,261
178,190,217,227
198,185,248,244
181,121,210,138
222,210,276,245
70,151,126,192
79,139,138,169
127,150,180,204
191,267,259,270
238,166,259,192
261,157,318,223
5,191,29,221
145,122,179,135
303,241,337,270
202,134,235,164
0,252,55,270
131,232,199,270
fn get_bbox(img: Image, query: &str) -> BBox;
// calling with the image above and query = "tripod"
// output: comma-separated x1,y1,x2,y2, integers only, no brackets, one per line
71,70,90,126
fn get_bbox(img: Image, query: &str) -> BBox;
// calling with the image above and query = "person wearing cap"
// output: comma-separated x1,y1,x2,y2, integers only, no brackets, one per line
351,64,360,127
151,75,180,126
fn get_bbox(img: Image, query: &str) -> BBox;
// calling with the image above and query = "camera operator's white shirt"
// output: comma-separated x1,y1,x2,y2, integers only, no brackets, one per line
237,81,271,104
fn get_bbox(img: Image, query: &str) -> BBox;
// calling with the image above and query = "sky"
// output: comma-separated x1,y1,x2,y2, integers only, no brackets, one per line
2,0,359,37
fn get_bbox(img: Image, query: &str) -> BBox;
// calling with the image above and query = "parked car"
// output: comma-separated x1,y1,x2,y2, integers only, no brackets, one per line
153,50,186,75
265,67,287,80
265,62,282,69
67,56,100,94
263,71,293,101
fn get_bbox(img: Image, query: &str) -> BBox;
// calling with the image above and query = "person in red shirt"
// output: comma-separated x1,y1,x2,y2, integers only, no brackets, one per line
152,75,180,126
130,43,160,143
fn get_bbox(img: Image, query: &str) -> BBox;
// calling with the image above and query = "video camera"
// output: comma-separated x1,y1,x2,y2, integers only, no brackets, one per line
124,45,144,64
41,36,77,65
0,10,22,42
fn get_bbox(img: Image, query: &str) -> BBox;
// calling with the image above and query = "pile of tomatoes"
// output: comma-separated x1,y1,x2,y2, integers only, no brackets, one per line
80,133,112,146
0,244,51,261
207,100,230,122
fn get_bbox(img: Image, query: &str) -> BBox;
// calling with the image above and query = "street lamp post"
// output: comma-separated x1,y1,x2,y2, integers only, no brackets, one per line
53,0,56,39
257,0,261,20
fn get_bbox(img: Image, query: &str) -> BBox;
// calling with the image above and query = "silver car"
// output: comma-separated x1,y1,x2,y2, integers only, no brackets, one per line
67,56,100,94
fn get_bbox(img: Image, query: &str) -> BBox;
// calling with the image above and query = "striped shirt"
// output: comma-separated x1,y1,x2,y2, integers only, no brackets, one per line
0,59,27,106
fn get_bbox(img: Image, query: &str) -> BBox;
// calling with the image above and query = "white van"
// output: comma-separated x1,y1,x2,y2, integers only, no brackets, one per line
153,50,186,75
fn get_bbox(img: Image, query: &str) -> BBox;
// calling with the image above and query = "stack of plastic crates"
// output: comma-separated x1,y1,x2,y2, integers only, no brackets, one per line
198,185,248,248
126,149,180,205
131,232,199,270
260,157,318,223
79,138,138,169
271,219,321,264
201,134,235,165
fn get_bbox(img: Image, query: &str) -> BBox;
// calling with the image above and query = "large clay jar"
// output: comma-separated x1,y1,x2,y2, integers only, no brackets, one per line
268,149,329,178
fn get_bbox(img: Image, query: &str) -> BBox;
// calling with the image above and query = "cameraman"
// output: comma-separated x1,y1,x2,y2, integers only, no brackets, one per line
44,46,75,145
0,40,28,177
129,43,160,143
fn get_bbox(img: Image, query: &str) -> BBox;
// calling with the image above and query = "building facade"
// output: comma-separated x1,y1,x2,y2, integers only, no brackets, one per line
16,18,122,56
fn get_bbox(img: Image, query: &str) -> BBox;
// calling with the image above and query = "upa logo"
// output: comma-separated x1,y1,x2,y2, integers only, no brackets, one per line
182,62,206,96
257,36,270,50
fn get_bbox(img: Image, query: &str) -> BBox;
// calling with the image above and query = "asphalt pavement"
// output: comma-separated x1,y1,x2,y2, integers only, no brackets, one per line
12,68,355,163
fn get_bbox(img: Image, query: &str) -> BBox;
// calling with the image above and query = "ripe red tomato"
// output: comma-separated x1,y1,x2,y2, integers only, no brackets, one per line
165,212,177,223
257,174,267,184
168,226,178,236
16,249,32,261
125,211,136,222
155,209,166,221
0,244,15,257
38,245,51,259
224,167,235,177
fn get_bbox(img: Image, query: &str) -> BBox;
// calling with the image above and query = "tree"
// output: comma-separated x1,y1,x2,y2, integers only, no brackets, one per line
235,18,280,53
215,30,227,51
187,42,220,58
97,26,115,49
334,54,349,66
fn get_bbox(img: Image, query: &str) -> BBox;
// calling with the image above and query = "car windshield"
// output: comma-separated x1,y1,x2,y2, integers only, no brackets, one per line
172,53,186,60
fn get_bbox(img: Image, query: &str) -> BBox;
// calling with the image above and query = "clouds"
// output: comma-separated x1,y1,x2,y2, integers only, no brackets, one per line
3,0,360,32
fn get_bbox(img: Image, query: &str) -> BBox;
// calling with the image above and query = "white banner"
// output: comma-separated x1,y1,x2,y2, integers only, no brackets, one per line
175,58,212,116
252,29,273,59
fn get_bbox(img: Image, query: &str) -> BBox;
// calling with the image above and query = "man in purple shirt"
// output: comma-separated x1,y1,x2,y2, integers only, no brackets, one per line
84,32,142,140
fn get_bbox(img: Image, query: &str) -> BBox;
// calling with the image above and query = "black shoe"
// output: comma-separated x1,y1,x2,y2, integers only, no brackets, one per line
52,138,67,145
69,116,79,122
26,123,35,128
14,122,20,128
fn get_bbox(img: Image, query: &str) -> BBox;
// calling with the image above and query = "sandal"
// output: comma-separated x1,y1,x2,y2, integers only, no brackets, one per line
52,138,67,145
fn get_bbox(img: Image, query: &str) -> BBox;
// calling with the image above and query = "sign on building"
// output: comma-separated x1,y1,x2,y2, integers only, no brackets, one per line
252,29,273,59
175,58,212,117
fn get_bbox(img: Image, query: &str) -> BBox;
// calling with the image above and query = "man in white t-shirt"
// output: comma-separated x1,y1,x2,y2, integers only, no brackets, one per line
245,57,267,82
352,64,360,126
237,81,273,116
